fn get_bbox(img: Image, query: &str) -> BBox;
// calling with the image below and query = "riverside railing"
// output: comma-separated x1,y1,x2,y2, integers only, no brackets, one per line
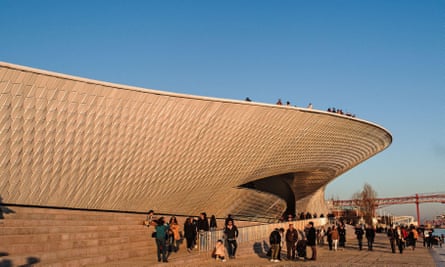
198,217,328,252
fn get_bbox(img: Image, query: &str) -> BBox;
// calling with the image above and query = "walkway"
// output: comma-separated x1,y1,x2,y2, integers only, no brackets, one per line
95,226,442,267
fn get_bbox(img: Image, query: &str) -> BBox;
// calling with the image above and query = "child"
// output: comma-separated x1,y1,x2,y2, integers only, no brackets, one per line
212,239,227,262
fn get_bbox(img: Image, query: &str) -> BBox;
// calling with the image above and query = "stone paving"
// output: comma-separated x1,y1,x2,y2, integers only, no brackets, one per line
99,227,443,267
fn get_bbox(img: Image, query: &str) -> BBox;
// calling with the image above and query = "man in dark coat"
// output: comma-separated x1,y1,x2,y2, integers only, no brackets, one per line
365,225,376,251
269,228,281,262
387,226,397,253
286,224,299,260
197,212,209,250
355,225,364,250
224,220,239,259
307,221,317,260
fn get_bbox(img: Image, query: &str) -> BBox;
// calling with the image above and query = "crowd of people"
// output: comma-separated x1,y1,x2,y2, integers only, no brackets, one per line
278,211,326,222
267,221,444,263
144,210,238,263
327,107,356,117
245,97,356,117
424,217,445,228
267,221,324,262
144,210,444,264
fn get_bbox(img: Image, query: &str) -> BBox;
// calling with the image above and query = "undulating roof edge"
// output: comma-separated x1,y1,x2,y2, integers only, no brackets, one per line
0,61,392,144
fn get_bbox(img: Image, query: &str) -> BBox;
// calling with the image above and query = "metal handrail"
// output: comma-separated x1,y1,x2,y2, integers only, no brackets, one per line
198,218,328,252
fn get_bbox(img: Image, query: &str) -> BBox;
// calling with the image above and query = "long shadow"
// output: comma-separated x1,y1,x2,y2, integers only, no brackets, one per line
252,240,270,258
0,196,40,266
0,196,15,220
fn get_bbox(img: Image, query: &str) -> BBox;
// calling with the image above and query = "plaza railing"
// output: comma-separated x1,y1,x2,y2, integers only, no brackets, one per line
197,217,328,252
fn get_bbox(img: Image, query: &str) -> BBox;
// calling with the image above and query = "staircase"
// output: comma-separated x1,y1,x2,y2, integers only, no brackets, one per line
0,206,323,266
0,206,152,266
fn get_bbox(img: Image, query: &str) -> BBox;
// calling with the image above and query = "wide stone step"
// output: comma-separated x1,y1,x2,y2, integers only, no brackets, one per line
2,245,150,267
91,244,209,267
43,240,149,262
0,228,150,245
3,206,145,222
0,206,199,266
0,224,148,235
1,218,144,227
0,233,151,254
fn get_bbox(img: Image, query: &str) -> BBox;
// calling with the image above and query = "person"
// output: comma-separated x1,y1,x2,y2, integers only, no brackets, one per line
427,229,433,248
144,210,158,254
225,214,234,226
395,226,404,253
423,228,430,247
365,225,375,251
287,214,294,221
269,228,281,262
306,222,317,260
408,225,418,250
154,217,169,262
387,226,397,253
144,210,155,227
169,216,181,252
299,212,305,220
326,226,333,250
192,217,199,248
285,223,298,260
355,224,364,250
166,228,175,258
184,217,196,252
210,215,217,245
317,226,325,246
338,224,346,249
276,99,282,105
212,239,227,262
224,219,239,259
197,212,210,250
440,234,444,247
401,226,408,248
278,228,285,260
210,215,217,230
331,225,339,251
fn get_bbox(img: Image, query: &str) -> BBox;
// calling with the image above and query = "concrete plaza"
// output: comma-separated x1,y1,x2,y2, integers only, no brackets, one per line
98,227,442,267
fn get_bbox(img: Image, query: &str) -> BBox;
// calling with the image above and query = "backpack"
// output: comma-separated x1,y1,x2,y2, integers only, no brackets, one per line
412,229,418,239
269,230,279,244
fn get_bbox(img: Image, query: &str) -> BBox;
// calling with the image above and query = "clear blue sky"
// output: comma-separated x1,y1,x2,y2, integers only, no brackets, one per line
1,0,444,221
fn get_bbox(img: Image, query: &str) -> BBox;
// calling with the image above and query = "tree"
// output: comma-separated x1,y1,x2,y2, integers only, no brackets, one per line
352,183,377,225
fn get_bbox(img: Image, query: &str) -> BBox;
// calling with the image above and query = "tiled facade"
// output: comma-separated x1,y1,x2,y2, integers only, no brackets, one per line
0,62,392,220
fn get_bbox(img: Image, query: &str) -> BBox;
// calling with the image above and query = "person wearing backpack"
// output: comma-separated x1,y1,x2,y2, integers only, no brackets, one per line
269,228,281,262
410,225,419,250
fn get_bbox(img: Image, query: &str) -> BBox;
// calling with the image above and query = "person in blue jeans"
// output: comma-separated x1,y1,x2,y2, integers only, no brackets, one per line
155,217,169,263
197,212,209,250
224,219,239,259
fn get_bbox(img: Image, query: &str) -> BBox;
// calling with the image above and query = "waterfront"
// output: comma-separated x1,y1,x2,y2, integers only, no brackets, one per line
432,228,445,236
